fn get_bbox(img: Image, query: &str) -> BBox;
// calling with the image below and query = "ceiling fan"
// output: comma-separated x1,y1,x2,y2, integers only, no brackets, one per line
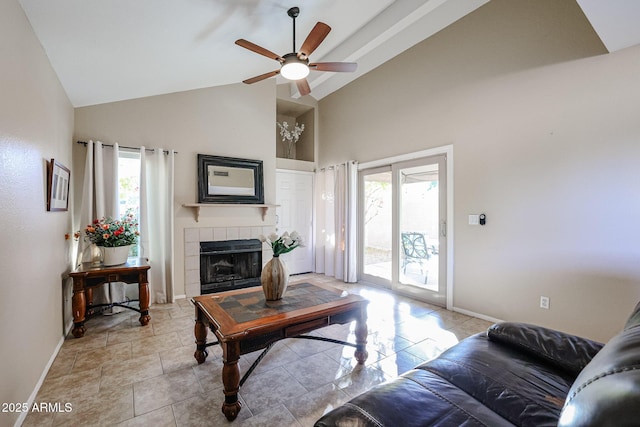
235,6,357,96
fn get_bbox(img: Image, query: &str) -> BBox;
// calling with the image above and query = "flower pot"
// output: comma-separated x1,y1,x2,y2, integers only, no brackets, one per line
101,245,131,266
261,256,289,301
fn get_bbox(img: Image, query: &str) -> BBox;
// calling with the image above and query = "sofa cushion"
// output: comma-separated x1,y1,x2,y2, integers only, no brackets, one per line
624,301,640,330
418,333,576,427
558,307,640,426
315,368,515,427
487,322,603,376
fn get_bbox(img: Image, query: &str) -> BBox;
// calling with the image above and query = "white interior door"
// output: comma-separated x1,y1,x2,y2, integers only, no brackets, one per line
276,170,314,274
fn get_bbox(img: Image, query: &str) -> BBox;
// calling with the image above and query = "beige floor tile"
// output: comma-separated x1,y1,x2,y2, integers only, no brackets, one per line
100,353,163,389
21,410,55,427
44,348,77,380
52,385,134,426
131,331,182,359
192,357,226,392
160,345,200,374
284,383,351,426
133,367,203,415
152,316,194,336
239,366,308,414
172,393,253,426
106,323,155,345
282,353,342,391
285,332,340,358
178,324,203,348
237,403,301,427
117,405,176,427
333,364,392,398
61,332,108,352
36,366,102,403
73,341,132,372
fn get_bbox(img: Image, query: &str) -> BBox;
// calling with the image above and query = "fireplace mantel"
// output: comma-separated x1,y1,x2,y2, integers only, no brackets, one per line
182,203,278,222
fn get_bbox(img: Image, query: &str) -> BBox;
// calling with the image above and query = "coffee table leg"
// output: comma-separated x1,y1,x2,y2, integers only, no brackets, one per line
194,307,209,364
354,307,368,364
221,343,242,421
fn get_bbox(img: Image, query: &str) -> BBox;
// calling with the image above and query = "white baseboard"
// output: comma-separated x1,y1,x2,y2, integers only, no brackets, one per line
173,294,187,300
14,333,67,427
452,306,503,324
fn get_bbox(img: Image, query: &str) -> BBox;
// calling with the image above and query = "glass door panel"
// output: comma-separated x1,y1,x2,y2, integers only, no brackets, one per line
360,167,392,287
394,155,446,305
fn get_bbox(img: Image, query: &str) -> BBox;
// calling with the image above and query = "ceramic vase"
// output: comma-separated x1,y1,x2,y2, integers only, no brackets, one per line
261,255,289,300
101,245,131,266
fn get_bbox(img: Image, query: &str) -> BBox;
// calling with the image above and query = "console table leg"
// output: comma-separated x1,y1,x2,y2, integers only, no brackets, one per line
85,286,94,316
354,309,369,364
138,280,151,326
71,286,87,338
221,343,242,421
194,309,209,364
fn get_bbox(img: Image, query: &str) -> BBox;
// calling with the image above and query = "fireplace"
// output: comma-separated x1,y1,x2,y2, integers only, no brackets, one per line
200,239,262,294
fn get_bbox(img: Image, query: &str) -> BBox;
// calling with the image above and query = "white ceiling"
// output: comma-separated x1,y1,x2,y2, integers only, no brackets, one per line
17,0,640,108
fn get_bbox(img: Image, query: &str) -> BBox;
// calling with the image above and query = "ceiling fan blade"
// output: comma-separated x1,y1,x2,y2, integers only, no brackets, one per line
296,78,311,96
309,62,358,72
235,39,284,62
299,22,331,58
243,70,280,84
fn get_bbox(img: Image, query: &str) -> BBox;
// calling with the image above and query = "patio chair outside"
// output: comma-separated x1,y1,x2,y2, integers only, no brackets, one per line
401,232,430,284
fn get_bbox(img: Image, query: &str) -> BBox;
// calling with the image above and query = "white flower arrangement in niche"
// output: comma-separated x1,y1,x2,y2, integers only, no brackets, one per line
276,121,305,159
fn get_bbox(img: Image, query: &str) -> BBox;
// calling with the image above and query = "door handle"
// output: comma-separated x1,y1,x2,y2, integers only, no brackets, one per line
440,221,447,237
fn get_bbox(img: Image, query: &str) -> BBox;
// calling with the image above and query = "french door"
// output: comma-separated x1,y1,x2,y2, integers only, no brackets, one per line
359,154,447,306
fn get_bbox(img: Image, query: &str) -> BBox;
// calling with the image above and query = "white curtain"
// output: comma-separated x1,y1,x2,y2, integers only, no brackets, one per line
140,147,175,304
315,161,358,282
76,140,124,312
76,141,176,309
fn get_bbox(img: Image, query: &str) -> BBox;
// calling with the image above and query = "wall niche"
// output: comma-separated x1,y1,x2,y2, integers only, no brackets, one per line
276,98,315,162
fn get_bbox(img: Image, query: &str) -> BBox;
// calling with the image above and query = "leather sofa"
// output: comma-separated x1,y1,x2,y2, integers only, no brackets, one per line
315,302,640,426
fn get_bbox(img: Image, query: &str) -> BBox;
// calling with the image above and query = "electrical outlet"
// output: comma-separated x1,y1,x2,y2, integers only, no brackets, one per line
540,296,550,309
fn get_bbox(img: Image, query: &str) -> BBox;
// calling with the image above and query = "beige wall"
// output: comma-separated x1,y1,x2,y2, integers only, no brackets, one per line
0,1,74,425
74,81,277,298
319,0,640,342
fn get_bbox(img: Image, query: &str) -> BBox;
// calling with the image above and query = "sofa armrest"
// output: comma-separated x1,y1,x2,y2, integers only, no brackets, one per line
488,322,603,376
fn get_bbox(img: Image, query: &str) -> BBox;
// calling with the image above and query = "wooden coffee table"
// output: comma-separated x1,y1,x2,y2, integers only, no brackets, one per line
191,282,368,421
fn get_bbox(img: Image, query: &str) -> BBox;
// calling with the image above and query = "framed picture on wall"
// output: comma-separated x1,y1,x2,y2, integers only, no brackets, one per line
47,159,70,212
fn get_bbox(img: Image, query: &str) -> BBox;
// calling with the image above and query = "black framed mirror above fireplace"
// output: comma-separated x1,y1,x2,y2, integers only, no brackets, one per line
200,239,262,294
197,154,264,204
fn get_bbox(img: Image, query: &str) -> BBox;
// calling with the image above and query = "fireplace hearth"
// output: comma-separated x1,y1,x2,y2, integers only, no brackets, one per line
200,239,262,294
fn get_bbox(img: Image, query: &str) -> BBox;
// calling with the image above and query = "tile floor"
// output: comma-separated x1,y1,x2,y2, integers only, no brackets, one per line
23,274,492,427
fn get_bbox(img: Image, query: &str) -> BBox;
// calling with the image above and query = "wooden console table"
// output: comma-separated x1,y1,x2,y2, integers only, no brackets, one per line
69,257,151,338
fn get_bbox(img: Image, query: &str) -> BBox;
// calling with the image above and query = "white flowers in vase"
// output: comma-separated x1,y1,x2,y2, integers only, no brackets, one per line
259,231,304,256
276,121,305,159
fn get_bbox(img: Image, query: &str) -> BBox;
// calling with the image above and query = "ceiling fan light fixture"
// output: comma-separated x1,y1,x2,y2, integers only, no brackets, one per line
280,54,309,80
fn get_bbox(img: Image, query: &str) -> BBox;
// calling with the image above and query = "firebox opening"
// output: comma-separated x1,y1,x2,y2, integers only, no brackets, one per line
200,239,262,294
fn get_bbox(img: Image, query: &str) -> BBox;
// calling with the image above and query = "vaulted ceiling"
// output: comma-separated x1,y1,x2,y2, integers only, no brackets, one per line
18,0,640,107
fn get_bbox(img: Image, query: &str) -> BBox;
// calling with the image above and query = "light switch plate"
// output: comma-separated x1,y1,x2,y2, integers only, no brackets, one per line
469,214,480,225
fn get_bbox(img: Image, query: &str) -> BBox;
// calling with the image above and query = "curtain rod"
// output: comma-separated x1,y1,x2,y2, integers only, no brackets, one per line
76,140,177,155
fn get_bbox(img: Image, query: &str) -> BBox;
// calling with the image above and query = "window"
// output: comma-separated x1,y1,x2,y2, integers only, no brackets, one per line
118,150,141,255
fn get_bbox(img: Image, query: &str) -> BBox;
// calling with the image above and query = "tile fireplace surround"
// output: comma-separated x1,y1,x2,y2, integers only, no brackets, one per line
184,226,275,297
